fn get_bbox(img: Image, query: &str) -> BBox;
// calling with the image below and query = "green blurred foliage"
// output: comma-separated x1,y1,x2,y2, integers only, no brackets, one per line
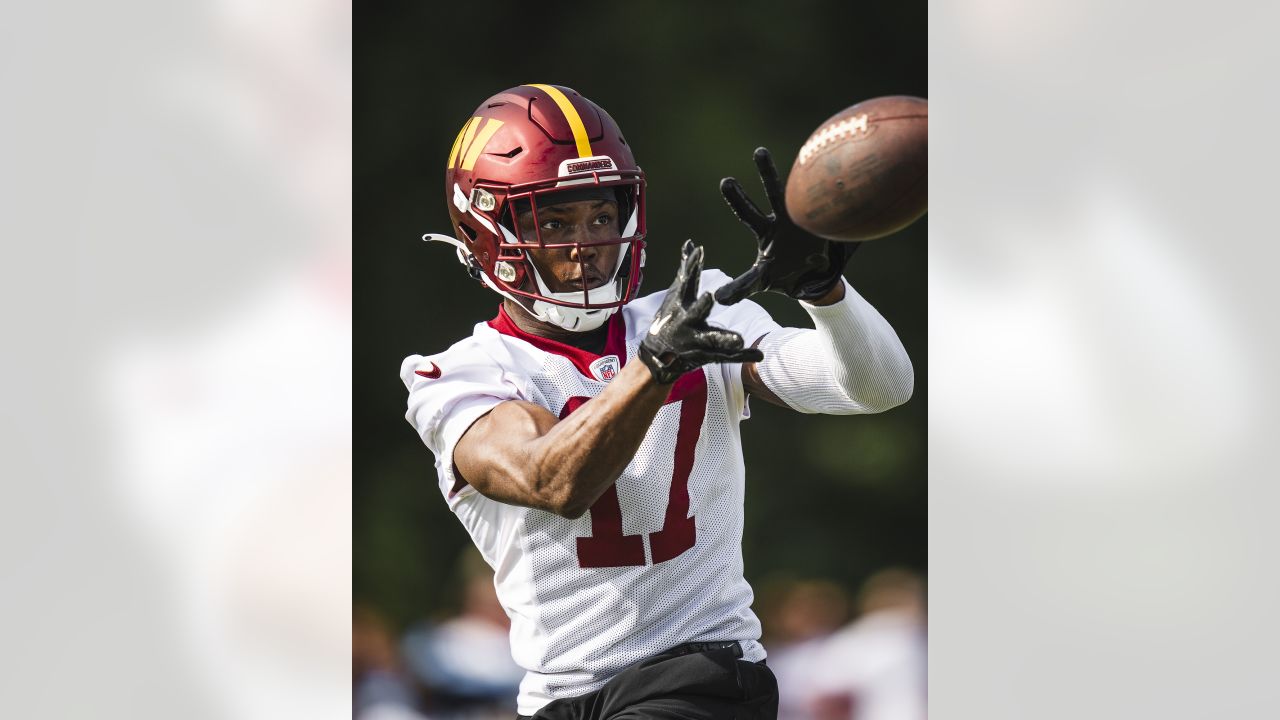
356,0,926,630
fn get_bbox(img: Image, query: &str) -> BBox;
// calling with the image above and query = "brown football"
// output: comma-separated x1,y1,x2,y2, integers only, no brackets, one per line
784,96,928,242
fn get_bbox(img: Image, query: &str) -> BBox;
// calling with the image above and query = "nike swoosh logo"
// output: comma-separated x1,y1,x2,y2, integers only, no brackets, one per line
415,362,442,379
648,314,671,336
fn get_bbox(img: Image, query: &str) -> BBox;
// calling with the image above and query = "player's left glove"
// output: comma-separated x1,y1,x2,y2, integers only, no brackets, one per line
714,147,859,305
639,240,764,384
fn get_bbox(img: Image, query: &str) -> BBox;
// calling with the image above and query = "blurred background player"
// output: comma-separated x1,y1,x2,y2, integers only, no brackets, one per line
764,571,926,720
760,579,852,719
401,84,913,719
400,549,525,718
354,605,429,720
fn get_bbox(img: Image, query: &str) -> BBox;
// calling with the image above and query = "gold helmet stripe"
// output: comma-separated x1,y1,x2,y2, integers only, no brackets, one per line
526,84,593,158
460,119,505,171
447,116,480,169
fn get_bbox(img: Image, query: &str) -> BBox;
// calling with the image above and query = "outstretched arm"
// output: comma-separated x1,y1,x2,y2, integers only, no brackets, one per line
453,242,762,518
742,279,914,414
716,147,912,414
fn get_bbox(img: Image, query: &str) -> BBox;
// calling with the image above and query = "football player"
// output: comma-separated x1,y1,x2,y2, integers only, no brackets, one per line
403,84,913,720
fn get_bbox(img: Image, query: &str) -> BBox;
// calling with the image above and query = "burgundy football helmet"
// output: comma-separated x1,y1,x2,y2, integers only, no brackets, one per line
424,84,647,331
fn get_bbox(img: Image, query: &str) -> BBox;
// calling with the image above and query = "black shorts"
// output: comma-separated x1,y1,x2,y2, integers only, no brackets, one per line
519,641,778,720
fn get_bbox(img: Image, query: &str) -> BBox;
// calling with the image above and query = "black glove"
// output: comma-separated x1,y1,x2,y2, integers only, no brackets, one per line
714,147,859,305
639,240,765,384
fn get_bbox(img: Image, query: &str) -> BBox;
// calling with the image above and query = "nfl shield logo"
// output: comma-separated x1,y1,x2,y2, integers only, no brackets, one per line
589,355,620,382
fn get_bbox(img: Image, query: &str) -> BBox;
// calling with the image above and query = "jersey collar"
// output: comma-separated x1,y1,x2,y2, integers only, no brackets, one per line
488,304,629,379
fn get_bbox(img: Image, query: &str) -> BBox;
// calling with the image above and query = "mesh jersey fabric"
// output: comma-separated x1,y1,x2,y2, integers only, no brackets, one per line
401,269,780,716
754,278,914,415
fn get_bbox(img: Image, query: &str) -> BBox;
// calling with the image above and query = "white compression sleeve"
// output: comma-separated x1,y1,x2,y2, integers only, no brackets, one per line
754,279,914,415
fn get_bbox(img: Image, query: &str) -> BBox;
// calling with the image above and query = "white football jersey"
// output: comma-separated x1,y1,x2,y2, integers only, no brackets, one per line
401,270,781,716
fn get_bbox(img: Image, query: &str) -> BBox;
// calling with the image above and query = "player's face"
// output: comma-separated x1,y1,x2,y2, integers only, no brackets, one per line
517,198,622,292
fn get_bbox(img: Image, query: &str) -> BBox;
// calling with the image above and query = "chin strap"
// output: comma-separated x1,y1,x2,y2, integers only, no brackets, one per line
423,211,644,333
422,232,614,332
422,232,523,304
422,233,480,276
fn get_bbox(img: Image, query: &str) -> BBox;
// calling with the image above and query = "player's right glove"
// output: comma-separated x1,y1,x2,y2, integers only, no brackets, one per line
639,240,764,385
